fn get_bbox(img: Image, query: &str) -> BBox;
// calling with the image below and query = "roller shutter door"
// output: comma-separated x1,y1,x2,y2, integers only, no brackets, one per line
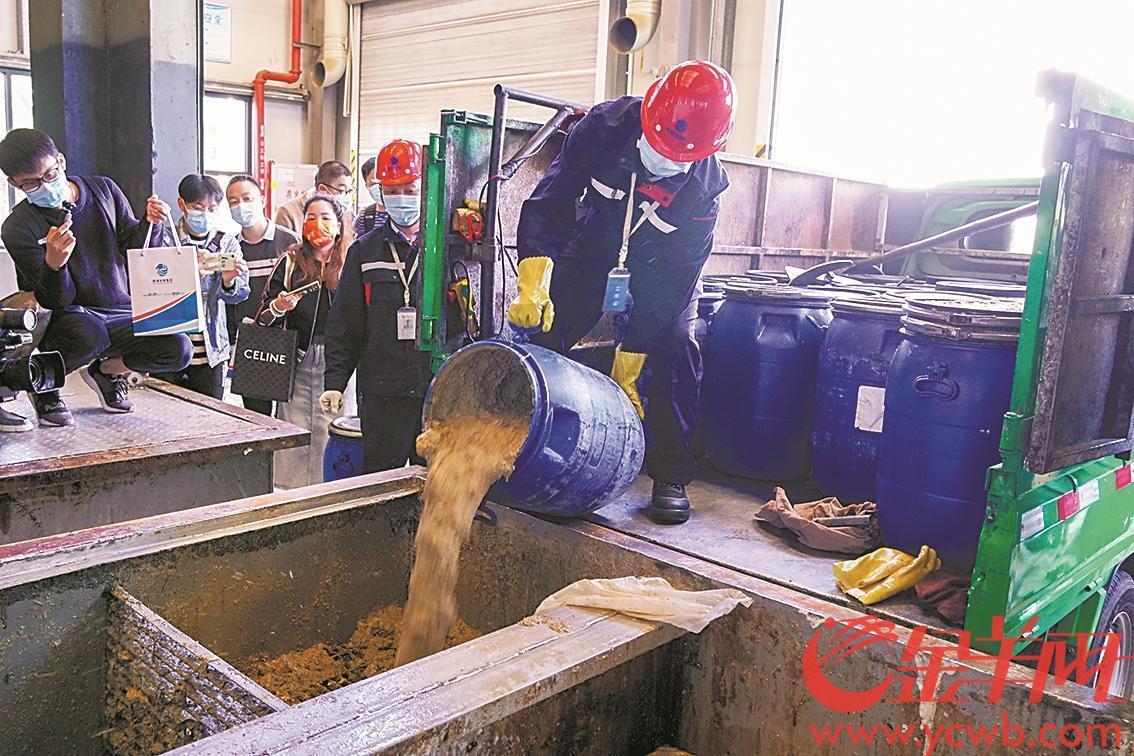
358,0,601,156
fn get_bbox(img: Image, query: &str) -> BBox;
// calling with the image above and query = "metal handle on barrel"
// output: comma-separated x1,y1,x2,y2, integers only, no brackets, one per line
914,374,960,400
511,326,540,344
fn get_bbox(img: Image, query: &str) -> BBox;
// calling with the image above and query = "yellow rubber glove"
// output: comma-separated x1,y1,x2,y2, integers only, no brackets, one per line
507,256,555,332
846,546,941,606
611,348,648,420
833,547,914,592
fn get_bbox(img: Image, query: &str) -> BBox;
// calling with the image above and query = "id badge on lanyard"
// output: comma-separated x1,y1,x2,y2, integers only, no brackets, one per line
388,242,419,341
604,172,659,314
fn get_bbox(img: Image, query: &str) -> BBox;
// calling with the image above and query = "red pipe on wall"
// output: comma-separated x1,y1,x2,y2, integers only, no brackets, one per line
254,0,303,208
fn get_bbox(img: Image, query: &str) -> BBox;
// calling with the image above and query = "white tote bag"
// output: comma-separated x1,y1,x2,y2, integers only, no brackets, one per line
126,220,206,336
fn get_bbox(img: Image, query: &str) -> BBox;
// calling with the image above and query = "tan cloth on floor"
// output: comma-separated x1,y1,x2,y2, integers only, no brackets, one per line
915,567,971,627
534,577,752,634
755,487,881,555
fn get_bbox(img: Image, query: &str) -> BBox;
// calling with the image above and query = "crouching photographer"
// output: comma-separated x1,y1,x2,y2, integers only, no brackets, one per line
0,307,65,432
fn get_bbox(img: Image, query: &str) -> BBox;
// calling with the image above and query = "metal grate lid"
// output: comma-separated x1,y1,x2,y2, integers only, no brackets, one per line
724,281,834,305
900,293,1023,342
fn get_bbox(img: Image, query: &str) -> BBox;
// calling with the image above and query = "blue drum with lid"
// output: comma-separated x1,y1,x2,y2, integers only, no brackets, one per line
876,294,1023,567
810,295,905,502
424,340,644,517
323,416,365,482
703,284,833,480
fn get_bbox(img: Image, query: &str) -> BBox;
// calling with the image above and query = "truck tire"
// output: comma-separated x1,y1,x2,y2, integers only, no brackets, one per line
1092,567,1134,700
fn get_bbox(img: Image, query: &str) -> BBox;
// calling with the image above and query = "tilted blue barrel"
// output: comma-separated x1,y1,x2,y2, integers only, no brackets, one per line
702,284,833,480
876,294,1022,567
810,296,905,502
424,340,644,517
323,416,364,482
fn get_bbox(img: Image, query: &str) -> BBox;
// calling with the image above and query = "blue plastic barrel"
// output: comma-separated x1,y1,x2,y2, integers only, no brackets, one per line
691,284,727,459
876,294,1022,567
424,340,644,517
702,284,833,480
810,296,905,502
323,416,364,482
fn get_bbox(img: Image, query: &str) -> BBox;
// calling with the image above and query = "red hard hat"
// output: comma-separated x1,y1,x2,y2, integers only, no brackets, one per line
641,60,737,163
377,140,422,186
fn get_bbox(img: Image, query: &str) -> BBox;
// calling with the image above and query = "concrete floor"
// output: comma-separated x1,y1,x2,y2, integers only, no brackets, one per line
588,468,947,630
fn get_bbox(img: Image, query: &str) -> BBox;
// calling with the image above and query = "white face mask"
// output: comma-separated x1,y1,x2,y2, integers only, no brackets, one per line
383,192,420,228
232,200,263,228
368,183,383,204
638,137,692,179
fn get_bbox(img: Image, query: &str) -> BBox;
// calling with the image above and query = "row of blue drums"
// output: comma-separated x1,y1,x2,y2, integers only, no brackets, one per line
697,271,1025,568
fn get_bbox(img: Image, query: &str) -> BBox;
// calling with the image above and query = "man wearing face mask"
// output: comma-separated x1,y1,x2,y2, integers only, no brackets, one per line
352,156,389,239
274,160,355,236
0,128,192,426
225,174,299,415
322,139,431,473
509,61,734,525
150,174,249,400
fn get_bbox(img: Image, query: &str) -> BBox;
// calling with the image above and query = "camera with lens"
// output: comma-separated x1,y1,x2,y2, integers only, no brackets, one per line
0,308,65,400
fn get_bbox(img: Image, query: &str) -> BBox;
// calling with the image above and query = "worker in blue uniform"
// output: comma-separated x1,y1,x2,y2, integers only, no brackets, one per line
508,60,736,524
321,139,431,473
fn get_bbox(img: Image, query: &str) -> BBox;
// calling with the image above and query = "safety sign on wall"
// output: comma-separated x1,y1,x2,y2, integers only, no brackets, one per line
204,2,232,64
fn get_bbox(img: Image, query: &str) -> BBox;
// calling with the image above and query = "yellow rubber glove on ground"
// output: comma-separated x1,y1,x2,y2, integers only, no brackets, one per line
835,546,940,606
507,256,555,332
833,547,914,592
611,348,648,420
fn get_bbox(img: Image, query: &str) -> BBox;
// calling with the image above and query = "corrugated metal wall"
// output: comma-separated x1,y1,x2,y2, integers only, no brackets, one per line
358,0,601,156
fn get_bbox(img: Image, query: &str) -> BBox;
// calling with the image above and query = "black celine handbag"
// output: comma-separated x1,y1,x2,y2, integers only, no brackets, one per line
231,257,299,402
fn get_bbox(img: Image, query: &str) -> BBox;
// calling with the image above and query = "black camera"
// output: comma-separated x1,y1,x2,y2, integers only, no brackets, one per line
0,307,65,397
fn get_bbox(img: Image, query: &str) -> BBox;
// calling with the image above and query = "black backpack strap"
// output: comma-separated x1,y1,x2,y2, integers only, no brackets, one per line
203,231,226,254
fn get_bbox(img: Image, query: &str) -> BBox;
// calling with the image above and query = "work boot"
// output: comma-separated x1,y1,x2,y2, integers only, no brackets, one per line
0,404,33,432
81,361,134,413
646,481,691,525
32,389,74,426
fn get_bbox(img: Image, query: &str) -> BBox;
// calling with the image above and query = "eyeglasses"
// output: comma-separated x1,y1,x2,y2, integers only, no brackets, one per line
15,160,62,193
320,182,353,196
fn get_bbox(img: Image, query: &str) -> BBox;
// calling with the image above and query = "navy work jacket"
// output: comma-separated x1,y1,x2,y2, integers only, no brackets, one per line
517,96,729,353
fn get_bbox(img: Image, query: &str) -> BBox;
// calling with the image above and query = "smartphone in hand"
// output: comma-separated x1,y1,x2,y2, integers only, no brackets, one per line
285,280,320,298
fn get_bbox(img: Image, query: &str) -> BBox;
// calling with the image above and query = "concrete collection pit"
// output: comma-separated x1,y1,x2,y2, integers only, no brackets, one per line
3,471,1133,755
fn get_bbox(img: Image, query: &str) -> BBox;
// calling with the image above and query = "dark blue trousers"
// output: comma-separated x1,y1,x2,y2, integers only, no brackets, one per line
531,256,702,485
42,305,192,375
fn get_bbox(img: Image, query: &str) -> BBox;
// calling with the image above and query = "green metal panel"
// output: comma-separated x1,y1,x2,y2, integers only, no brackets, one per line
968,71,1134,652
421,132,448,372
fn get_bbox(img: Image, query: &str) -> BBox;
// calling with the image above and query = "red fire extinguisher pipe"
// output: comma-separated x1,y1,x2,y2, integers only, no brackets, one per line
253,0,303,211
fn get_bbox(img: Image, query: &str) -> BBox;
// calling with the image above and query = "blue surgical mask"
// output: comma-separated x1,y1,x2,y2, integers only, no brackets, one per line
26,173,68,209
383,193,420,228
185,208,212,236
638,138,692,179
332,193,352,215
232,201,262,228
368,184,383,204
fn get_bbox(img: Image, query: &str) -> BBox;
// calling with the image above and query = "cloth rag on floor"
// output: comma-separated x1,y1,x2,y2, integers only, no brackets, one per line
833,545,941,606
535,576,752,633
755,487,881,555
915,567,971,626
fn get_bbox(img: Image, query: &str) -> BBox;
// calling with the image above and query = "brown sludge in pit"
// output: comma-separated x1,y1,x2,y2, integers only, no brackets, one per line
241,604,478,704
396,410,529,666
